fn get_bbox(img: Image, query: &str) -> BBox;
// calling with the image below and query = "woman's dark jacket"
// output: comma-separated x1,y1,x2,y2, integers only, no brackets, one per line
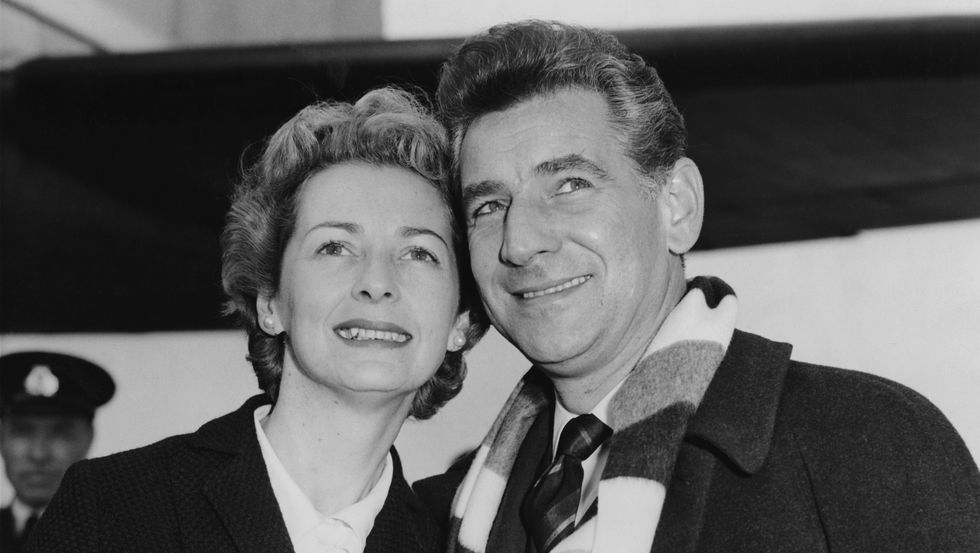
25,395,442,553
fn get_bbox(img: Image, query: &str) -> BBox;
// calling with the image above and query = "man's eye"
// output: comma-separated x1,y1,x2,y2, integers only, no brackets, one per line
471,200,506,219
316,241,349,256
403,247,439,264
556,177,592,194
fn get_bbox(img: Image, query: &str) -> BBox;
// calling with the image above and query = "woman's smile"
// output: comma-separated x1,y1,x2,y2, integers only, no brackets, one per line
335,319,412,345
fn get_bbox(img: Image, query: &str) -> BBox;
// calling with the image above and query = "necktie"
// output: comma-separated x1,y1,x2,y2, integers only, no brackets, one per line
22,512,39,540
521,413,612,553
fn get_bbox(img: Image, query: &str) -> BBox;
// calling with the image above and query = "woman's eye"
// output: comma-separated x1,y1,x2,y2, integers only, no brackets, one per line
556,177,592,194
403,247,439,263
316,241,349,256
472,200,506,219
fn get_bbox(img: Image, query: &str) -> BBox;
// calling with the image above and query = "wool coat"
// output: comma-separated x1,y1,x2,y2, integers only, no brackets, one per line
1,506,29,553
25,395,442,553
414,330,980,552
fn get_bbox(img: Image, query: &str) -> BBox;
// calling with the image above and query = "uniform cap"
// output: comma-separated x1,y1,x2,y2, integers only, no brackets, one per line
0,351,115,419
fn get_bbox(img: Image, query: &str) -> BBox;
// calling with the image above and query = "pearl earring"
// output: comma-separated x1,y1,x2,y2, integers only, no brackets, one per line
454,335,466,347
264,317,275,330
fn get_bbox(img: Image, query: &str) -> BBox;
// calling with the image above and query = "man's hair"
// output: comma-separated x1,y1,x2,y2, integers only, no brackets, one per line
221,87,488,419
437,20,688,191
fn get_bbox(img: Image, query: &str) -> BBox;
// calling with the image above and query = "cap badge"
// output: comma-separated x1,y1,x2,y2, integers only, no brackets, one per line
24,365,60,397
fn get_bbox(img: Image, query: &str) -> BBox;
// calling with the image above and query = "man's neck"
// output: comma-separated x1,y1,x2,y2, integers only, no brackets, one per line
10,498,43,533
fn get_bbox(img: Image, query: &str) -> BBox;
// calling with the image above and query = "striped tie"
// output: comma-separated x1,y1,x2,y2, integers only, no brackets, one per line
521,413,612,552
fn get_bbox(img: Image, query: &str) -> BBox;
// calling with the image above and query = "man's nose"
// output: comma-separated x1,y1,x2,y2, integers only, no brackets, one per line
27,436,53,463
499,201,560,266
352,255,400,302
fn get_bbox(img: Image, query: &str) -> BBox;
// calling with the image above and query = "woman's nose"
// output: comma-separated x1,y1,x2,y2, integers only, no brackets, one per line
352,256,400,302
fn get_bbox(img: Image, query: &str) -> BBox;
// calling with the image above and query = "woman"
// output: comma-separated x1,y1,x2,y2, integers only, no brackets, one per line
26,87,487,553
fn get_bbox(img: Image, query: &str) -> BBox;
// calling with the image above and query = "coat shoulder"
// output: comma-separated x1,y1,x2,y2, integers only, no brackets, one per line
778,360,965,445
412,449,476,528
772,360,980,548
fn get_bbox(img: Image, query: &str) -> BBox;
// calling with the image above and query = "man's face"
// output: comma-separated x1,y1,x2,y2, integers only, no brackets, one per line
459,88,685,388
1,414,93,509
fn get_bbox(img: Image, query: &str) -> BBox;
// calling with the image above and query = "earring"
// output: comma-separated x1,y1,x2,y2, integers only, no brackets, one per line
263,317,275,331
453,335,466,347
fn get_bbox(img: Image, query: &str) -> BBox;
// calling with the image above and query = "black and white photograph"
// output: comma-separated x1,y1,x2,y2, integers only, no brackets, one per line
2,1,979,551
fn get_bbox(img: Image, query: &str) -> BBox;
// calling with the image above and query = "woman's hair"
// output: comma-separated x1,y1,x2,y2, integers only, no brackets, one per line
221,87,488,419
437,20,688,193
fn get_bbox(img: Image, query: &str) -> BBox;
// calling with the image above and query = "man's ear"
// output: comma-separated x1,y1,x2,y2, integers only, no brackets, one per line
256,293,282,336
662,157,704,255
446,311,471,352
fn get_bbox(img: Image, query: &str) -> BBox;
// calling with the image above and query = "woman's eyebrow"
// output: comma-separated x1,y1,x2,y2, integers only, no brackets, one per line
401,226,449,249
304,221,360,238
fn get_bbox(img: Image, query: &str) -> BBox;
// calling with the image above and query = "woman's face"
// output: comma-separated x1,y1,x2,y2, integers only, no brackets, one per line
262,163,467,407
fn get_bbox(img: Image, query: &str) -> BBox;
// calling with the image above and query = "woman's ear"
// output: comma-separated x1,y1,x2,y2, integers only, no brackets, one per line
662,157,704,255
446,311,471,352
256,293,282,336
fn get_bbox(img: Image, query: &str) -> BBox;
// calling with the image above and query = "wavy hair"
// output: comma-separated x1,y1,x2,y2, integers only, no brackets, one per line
437,20,688,192
221,87,488,419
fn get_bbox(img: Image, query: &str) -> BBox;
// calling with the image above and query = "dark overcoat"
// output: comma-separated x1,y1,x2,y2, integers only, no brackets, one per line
415,330,980,552
25,395,442,553
1,506,28,553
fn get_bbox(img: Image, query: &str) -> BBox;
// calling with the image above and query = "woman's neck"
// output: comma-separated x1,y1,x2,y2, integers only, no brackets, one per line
261,370,411,515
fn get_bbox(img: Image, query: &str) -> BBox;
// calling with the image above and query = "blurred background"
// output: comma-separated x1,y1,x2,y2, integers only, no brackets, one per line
2,0,979,502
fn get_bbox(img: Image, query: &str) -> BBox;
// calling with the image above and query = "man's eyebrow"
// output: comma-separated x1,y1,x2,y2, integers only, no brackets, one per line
535,154,609,180
461,180,506,210
402,226,449,249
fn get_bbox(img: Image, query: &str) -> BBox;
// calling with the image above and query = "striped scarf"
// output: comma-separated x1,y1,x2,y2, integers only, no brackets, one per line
448,276,737,553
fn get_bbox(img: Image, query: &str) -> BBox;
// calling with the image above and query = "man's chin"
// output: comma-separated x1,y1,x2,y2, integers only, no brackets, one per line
17,489,58,509
516,337,593,372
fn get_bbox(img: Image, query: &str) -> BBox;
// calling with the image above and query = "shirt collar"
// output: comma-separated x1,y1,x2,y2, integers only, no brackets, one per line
10,498,41,534
552,378,624,455
253,405,392,553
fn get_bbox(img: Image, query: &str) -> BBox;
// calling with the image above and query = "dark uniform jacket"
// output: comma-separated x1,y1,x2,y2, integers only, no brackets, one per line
415,330,980,552
1,506,30,553
26,395,442,553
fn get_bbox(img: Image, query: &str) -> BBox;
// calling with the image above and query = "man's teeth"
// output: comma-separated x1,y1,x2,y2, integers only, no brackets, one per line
337,328,410,342
522,276,591,299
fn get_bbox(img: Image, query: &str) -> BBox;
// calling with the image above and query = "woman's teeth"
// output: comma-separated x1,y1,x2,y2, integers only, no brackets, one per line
337,328,410,342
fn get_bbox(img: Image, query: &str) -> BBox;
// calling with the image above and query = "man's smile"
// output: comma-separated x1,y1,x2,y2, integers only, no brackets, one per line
513,275,592,299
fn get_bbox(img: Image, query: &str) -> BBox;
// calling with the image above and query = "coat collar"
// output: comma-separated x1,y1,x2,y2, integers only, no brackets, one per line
175,394,293,553
685,329,793,474
180,394,438,553
187,394,270,454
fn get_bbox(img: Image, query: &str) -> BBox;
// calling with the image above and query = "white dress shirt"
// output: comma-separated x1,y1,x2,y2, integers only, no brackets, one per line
254,405,392,553
552,379,624,523
9,498,41,535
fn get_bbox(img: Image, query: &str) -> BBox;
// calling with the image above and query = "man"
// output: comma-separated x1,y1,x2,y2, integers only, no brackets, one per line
414,20,980,553
0,351,114,553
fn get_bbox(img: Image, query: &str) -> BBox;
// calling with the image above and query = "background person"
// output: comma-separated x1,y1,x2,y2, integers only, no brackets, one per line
415,20,980,553
0,351,114,553
27,87,487,553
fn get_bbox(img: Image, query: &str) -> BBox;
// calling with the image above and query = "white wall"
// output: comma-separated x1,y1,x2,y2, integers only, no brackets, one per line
2,219,978,502
382,0,980,39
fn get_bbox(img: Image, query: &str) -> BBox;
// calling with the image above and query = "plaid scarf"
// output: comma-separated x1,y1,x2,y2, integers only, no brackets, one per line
448,276,737,553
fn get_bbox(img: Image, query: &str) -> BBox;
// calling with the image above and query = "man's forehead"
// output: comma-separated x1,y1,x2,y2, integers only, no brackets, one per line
459,90,621,184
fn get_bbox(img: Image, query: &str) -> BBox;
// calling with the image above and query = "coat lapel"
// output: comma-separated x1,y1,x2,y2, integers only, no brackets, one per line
200,446,293,553
173,395,293,553
651,330,792,553
366,450,441,553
